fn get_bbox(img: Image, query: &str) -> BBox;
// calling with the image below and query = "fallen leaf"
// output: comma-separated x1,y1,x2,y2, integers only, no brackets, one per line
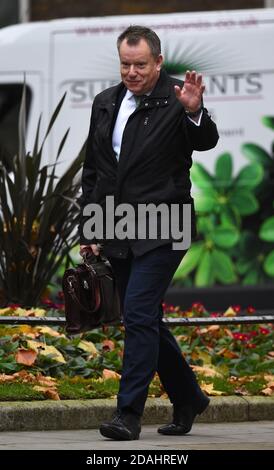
33,386,60,400
175,335,188,342
0,374,16,383
223,328,234,338
16,325,38,336
264,374,274,381
37,326,65,337
102,369,121,380
0,307,12,315
14,370,37,383
200,383,226,396
15,349,37,366
77,340,99,356
44,388,60,400
102,339,115,351
37,375,57,387
31,308,47,317
217,348,239,359
208,325,221,332
27,340,66,363
191,365,222,377
195,350,212,365
191,350,200,361
234,387,249,396
223,307,236,317
13,307,28,317
261,387,274,396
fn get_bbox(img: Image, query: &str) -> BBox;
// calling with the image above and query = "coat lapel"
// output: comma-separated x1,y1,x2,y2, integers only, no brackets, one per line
116,70,171,186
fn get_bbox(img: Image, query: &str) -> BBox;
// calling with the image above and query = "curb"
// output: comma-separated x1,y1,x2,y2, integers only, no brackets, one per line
1,396,274,432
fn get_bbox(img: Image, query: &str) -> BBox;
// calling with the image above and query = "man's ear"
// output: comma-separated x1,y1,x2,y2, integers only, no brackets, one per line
156,54,164,71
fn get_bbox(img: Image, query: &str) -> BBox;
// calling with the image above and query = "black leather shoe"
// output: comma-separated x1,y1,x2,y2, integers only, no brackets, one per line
158,394,210,435
100,410,141,441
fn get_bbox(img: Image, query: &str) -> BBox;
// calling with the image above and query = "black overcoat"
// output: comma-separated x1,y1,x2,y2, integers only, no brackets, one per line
79,69,219,258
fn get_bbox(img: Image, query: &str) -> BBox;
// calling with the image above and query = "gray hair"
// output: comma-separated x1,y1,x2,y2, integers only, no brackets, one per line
117,25,161,59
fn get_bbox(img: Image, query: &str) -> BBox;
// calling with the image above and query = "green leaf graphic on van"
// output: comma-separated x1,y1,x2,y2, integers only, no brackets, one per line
163,43,225,76
262,116,274,130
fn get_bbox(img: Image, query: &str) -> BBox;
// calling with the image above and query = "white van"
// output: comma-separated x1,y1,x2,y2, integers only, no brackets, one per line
1,8,274,175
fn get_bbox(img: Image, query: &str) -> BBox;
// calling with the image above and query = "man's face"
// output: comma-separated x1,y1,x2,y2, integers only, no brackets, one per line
119,38,163,95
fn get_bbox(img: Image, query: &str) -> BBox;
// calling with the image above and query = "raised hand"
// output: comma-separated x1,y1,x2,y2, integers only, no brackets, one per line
174,70,205,113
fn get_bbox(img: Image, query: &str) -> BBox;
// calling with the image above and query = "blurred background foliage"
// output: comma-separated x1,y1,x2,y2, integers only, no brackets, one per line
174,115,274,287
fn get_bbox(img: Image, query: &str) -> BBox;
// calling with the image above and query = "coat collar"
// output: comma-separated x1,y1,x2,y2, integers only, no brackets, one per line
99,68,171,108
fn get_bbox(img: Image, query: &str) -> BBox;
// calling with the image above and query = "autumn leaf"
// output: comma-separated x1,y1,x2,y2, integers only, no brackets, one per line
33,386,60,400
102,339,115,351
200,382,226,396
77,340,99,356
261,387,274,396
223,328,234,338
234,387,249,396
0,307,12,315
15,348,37,366
27,340,66,363
31,308,47,317
37,326,65,337
175,335,188,342
17,325,38,336
199,325,220,337
191,365,222,377
264,374,274,382
102,369,121,380
223,307,236,317
195,350,212,364
37,375,57,387
217,347,239,359
191,350,200,361
12,307,28,316
0,374,17,383
13,370,36,382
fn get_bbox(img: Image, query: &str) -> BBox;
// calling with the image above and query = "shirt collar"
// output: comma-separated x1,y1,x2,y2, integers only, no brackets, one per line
125,89,152,101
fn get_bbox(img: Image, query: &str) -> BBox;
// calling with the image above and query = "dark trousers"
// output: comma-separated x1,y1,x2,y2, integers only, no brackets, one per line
109,243,201,417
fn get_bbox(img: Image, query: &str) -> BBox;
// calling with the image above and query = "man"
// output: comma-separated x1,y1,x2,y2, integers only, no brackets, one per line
79,25,219,441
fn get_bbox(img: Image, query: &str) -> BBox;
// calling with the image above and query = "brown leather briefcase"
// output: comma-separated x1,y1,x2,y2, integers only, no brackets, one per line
62,250,121,334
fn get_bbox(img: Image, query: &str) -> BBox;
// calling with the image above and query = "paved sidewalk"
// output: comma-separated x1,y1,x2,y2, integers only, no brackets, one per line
0,421,273,450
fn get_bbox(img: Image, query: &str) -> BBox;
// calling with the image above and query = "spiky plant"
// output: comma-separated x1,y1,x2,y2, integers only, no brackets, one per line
0,87,85,306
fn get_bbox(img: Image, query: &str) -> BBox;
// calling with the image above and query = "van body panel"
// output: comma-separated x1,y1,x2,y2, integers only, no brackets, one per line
0,9,273,176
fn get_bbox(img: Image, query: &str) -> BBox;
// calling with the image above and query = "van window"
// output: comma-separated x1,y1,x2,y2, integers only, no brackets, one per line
0,84,31,171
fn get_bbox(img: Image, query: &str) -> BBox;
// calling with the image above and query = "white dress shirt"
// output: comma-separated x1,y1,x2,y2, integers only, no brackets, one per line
112,89,136,160
112,89,202,160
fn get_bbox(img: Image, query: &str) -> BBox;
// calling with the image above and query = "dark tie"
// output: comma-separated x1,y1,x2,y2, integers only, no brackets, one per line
134,94,146,108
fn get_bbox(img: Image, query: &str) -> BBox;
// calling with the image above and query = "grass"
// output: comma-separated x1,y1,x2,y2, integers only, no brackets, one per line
0,375,268,401
0,382,45,401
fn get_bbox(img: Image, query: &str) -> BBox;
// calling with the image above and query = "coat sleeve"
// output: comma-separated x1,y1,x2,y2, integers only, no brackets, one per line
185,107,219,151
81,101,98,206
78,100,98,245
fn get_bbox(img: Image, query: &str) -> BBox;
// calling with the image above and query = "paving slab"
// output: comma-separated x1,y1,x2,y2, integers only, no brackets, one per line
0,421,273,450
